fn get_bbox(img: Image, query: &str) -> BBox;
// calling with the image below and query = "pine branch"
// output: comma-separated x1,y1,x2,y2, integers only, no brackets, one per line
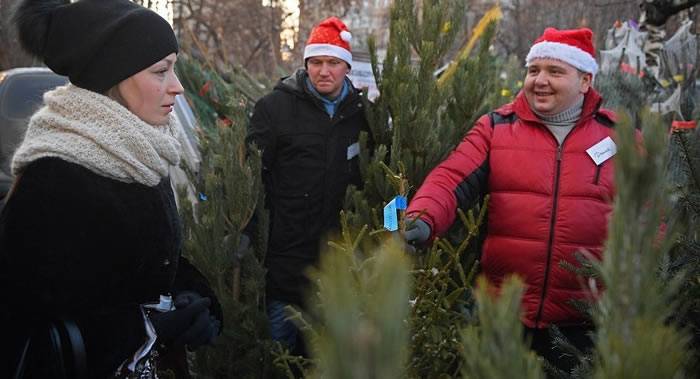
461,277,545,379
676,131,700,193
592,111,690,379
175,54,277,378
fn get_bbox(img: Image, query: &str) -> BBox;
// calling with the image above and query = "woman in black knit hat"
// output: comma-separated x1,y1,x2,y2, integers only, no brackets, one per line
0,0,222,378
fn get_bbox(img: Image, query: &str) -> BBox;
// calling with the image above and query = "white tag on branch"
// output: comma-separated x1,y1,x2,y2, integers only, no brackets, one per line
347,141,360,160
586,136,617,165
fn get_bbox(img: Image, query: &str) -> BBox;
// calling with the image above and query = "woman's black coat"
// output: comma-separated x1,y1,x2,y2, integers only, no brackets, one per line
0,157,219,378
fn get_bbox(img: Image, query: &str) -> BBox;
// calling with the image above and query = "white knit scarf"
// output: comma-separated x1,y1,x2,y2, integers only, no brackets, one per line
12,84,182,186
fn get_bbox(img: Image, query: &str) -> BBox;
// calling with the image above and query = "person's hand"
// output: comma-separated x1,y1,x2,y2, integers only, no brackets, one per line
149,296,210,345
173,291,221,349
401,218,431,254
173,291,204,308
175,307,220,350
404,218,431,245
149,293,220,349
233,233,251,260
225,233,251,261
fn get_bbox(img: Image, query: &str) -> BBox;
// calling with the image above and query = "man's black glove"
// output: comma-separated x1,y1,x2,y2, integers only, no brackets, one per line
225,233,251,262
233,233,251,261
149,292,219,349
404,218,431,245
172,291,221,349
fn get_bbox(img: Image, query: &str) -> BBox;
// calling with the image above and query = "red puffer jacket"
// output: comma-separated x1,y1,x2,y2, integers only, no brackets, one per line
407,89,616,328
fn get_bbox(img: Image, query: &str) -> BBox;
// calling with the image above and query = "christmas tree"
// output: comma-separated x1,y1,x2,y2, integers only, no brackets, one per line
350,0,500,217
347,0,502,376
591,110,690,379
174,54,281,378
169,1,700,377
667,121,700,374
303,229,412,378
277,0,508,377
296,1,700,376
595,15,700,374
461,277,544,379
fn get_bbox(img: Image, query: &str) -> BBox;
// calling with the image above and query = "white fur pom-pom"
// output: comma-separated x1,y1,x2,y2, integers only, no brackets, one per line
340,30,352,42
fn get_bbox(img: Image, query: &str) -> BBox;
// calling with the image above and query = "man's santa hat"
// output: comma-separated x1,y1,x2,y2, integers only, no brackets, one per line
304,17,352,67
526,27,598,75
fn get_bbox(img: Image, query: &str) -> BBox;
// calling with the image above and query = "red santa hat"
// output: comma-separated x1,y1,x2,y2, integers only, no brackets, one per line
526,27,598,75
304,17,352,67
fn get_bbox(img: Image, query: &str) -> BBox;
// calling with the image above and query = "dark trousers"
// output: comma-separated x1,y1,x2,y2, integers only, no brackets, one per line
525,325,594,376
267,300,307,357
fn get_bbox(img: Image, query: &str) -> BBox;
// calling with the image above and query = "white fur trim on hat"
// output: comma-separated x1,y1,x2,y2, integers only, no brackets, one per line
526,41,598,75
304,43,352,66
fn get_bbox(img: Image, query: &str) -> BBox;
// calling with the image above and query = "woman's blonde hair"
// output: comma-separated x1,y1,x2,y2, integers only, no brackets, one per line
105,85,128,108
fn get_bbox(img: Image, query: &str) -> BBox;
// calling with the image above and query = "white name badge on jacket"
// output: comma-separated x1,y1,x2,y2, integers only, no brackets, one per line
586,136,617,165
347,142,360,160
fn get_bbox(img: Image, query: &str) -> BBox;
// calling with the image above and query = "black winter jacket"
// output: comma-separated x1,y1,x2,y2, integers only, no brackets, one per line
0,158,220,378
247,69,369,305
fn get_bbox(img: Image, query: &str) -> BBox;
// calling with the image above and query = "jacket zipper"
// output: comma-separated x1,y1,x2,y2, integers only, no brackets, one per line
534,144,563,327
594,161,603,185
531,105,604,326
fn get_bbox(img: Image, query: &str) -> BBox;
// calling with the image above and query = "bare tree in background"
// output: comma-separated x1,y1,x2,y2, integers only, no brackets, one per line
0,0,286,75
0,0,37,70
497,0,640,61
170,0,286,76
0,0,344,77
4,0,695,77
140,0,361,73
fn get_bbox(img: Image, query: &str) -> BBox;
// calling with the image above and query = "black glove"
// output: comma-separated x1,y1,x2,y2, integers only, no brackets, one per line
232,233,251,261
149,295,216,348
175,306,220,350
173,290,205,308
404,218,431,245
173,291,221,349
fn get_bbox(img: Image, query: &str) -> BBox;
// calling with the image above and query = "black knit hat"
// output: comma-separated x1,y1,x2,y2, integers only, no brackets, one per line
14,0,178,93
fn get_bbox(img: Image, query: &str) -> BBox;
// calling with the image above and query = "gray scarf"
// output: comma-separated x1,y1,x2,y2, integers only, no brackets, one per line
12,84,181,186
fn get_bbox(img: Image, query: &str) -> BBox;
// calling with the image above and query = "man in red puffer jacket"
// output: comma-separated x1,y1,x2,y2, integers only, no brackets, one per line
405,27,616,373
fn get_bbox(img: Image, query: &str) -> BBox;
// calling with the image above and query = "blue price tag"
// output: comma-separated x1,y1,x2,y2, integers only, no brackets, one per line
395,195,407,210
383,198,398,231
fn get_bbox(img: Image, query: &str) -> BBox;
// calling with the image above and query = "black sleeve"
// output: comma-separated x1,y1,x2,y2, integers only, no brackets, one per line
246,97,276,188
362,98,376,155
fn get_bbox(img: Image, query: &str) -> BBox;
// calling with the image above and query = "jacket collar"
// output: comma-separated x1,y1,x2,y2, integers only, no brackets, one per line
274,68,306,95
276,68,357,99
506,87,603,124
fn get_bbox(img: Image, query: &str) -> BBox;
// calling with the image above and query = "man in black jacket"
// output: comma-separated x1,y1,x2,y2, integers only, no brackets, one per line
247,16,369,354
